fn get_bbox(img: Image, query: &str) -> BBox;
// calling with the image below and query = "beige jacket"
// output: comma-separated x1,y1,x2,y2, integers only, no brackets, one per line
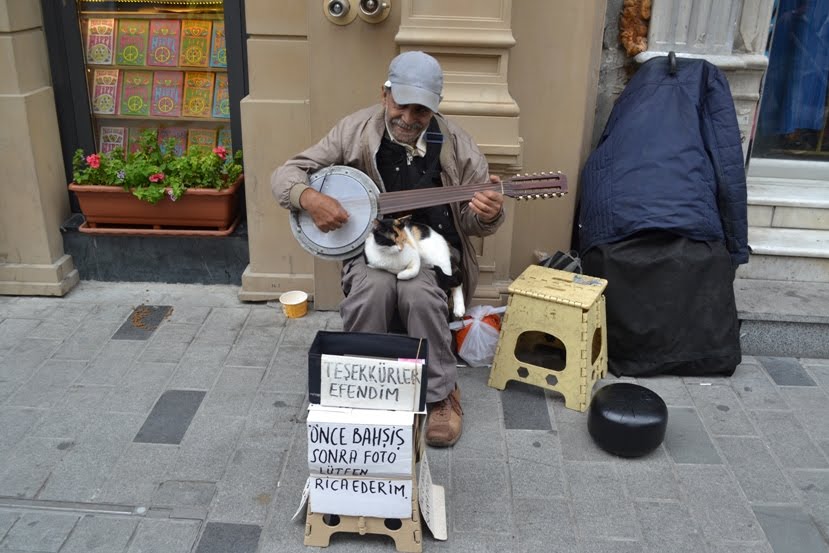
271,104,504,303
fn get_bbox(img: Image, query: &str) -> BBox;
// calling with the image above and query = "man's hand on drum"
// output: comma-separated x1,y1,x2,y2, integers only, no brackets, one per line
300,188,349,232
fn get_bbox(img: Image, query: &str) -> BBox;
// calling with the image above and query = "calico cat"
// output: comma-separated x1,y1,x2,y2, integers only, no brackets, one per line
364,216,465,319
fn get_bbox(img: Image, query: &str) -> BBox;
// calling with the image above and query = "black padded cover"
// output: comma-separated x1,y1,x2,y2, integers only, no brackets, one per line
582,230,741,377
588,383,668,458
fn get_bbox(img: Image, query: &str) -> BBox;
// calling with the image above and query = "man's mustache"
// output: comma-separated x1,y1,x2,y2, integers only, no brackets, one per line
390,118,424,132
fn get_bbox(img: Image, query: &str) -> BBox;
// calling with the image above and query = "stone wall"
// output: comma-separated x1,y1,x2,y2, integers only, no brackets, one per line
590,0,629,149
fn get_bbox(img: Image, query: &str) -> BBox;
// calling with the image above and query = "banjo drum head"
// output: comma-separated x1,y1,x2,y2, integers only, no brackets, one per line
290,166,380,261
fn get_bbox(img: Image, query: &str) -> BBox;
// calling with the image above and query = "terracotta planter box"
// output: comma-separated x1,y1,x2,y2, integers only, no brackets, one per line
69,176,243,236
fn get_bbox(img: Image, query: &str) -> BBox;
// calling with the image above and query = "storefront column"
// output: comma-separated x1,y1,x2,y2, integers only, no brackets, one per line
0,0,78,296
637,0,774,158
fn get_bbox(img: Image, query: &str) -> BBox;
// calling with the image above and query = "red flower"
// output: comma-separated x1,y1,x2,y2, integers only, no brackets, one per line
85,154,101,169
213,146,227,160
148,172,165,183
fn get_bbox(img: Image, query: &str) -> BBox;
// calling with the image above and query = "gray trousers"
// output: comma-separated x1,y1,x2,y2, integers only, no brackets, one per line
340,255,456,403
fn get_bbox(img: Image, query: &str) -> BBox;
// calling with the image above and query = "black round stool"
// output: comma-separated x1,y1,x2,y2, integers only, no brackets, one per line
587,383,668,458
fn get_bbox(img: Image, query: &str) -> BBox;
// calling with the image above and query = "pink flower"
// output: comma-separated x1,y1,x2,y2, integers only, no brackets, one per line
85,154,100,169
148,172,165,183
213,146,227,160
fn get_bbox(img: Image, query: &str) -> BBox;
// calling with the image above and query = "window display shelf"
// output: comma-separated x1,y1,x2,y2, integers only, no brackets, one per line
98,114,228,123
75,0,232,155
95,64,226,72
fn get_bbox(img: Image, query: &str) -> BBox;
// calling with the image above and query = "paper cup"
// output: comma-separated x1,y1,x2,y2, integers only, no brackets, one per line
279,290,308,318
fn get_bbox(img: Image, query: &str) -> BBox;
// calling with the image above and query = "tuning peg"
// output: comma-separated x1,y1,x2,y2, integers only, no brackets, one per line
543,193,550,198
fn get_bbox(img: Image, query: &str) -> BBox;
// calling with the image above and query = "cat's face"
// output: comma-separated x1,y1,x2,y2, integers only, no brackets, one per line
372,217,408,250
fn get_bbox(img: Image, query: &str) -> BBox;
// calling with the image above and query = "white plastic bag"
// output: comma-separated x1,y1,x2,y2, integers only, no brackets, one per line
449,305,507,367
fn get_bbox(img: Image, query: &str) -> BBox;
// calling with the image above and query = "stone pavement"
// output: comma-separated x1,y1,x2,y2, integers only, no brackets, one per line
1,281,828,553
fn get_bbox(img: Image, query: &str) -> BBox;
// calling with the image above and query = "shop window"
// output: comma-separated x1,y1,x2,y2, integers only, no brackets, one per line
76,0,234,158
754,0,829,160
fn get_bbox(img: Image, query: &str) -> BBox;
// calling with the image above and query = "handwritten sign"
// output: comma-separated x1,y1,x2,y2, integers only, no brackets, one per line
418,452,447,540
307,405,413,477
308,475,413,519
319,354,423,411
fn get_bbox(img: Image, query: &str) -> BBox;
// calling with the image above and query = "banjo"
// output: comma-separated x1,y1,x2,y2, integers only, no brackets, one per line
290,165,568,260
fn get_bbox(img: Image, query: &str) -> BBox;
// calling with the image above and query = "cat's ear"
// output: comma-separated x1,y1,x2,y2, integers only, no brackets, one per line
395,215,413,227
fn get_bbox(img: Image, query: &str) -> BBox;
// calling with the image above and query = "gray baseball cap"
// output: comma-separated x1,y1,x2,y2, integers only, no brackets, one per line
386,51,443,112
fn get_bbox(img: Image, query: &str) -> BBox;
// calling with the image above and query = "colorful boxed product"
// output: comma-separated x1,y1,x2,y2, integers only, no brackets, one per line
210,20,227,68
158,127,188,156
179,20,212,67
182,71,215,118
119,70,153,116
217,127,232,154
99,126,126,154
127,126,156,154
115,19,149,66
187,128,217,154
85,18,115,65
150,71,184,117
91,69,120,115
147,19,181,67
212,72,230,119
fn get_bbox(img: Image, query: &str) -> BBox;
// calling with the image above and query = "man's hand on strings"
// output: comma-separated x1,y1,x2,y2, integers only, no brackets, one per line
469,175,504,223
299,188,349,232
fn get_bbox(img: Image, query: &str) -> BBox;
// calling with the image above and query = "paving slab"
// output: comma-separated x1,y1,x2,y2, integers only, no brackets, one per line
126,519,201,553
663,407,722,464
749,409,829,469
565,462,638,540
59,515,137,553
133,390,206,445
757,357,817,386
193,522,262,553
714,436,798,503
753,505,829,553
0,511,79,551
1,281,828,553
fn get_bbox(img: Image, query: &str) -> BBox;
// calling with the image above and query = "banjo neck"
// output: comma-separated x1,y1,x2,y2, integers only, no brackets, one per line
376,172,568,214
289,166,569,261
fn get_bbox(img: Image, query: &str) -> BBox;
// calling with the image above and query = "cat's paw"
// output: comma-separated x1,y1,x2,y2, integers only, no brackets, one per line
453,303,466,319
397,270,417,280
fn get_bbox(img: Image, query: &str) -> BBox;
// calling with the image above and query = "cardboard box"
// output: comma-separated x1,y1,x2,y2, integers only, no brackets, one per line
217,126,232,153
187,128,217,154
127,126,156,154
158,127,187,156
150,71,184,117
308,331,429,412
210,20,227,67
91,69,120,115
85,18,115,65
307,405,415,477
307,405,417,519
212,72,230,119
300,331,446,539
120,70,153,116
147,19,181,67
99,126,126,154
308,476,413,519
115,19,149,66
179,20,212,67
182,71,215,118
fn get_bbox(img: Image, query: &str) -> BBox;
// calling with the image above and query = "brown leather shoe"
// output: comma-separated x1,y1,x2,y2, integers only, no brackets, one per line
425,386,463,447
